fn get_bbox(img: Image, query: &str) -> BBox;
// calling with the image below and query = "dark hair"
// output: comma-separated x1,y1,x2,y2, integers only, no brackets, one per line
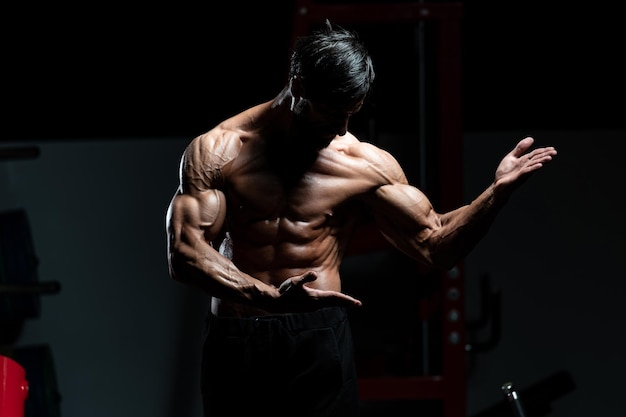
289,20,375,105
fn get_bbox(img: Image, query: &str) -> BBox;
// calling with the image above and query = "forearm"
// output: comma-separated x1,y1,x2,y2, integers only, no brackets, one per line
165,186,277,304
432,183,507,269
169,241,278,304
374,182,507,270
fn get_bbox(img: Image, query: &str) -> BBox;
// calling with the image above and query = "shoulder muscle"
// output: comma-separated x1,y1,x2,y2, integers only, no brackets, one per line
338,139,409,186
180,129,242,193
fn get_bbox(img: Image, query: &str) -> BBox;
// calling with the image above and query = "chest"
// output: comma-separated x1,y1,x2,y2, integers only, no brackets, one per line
224,137,383,224
226,146,373,221
227,168,350,222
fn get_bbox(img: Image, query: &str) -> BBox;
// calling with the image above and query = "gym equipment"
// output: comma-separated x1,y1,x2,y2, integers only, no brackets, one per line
472,370,576,417
12,345,62,417
0,354,29,417
0,209,61,344
502,381,527,417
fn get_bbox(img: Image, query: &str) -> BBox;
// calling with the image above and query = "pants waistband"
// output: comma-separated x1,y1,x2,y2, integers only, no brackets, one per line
207,306,347,333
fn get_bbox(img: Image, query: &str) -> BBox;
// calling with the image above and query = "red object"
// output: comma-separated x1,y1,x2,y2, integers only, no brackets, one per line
0,355,29,417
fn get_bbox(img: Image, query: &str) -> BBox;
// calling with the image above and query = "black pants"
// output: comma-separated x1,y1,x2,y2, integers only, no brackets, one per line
201,307,359,417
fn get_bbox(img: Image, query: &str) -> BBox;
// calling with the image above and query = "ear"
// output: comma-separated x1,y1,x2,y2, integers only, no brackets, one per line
290,75,306,99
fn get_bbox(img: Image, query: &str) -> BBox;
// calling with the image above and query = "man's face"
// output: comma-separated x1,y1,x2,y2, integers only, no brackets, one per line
294,97,365,148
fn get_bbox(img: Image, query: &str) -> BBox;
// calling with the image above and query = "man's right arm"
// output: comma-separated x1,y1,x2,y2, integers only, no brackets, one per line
165,133,281,304
165,188,363,311
166,187,282,303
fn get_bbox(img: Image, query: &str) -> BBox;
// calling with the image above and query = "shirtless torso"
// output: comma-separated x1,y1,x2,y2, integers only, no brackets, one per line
167,98,425,316
166,24,557,417
166,93,556,318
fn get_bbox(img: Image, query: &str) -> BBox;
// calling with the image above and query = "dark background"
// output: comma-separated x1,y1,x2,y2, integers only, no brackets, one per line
2,2,625,416
4,1,625,141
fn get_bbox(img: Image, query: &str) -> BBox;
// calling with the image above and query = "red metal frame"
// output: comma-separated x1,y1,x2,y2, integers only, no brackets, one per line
291,2,465,416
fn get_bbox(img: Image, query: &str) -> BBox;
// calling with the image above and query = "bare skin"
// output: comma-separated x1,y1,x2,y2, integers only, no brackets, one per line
166,85,557,317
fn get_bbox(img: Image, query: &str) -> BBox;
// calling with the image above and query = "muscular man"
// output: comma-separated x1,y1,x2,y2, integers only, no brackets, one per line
166,21,556,417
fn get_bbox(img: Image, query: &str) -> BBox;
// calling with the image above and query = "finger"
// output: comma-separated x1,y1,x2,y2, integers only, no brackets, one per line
278,279,293,294
343,294,363,307
528,148,556,165
312,288,363,307
279,272,318,294
298,271,318,284
334,293,362,307
512,136,534,157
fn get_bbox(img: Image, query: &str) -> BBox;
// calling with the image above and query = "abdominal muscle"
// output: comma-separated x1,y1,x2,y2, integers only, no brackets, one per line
211,212,350,317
